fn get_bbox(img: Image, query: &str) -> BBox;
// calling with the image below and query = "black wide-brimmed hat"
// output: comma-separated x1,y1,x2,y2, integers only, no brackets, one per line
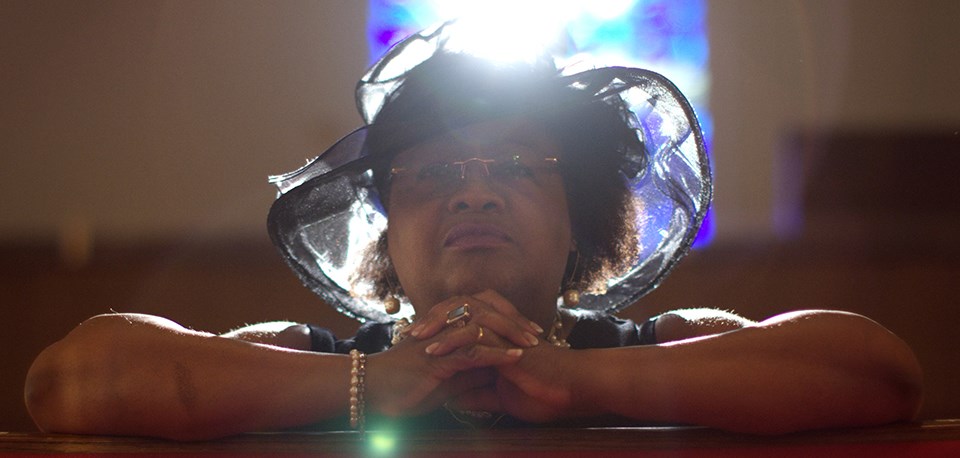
267,21,711,323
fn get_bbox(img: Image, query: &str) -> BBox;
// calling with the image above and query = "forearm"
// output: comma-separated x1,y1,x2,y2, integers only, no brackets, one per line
25,314,351,440
575,310,922,434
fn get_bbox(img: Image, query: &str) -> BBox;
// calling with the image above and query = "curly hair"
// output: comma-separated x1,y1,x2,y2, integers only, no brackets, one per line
352,52,644,301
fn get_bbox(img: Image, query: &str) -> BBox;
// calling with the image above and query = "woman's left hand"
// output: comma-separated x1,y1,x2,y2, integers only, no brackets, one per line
407,290,543,354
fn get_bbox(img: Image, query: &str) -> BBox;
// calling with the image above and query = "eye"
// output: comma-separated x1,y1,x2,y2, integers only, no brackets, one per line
489,155,534,179
417,162,458,181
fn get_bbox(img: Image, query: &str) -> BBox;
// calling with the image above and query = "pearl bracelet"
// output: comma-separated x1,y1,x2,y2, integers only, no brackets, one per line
349,349,366,431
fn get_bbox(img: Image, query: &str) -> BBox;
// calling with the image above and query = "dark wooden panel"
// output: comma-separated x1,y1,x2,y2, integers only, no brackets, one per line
1,421,959,455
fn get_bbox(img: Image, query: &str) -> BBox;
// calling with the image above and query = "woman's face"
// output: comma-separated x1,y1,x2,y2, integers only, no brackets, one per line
385,117,572,323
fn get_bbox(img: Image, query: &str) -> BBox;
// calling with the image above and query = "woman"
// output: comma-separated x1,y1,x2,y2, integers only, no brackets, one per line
25,21,922,440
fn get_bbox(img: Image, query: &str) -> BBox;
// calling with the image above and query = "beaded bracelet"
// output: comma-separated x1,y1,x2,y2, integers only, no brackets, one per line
349,349,366,432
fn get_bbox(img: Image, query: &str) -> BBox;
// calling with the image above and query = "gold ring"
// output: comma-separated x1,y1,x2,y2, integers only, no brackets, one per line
446,304,471,327
476,326,485,343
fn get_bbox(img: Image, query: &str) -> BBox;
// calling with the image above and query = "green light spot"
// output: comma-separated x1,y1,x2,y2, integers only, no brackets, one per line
369,432,396,455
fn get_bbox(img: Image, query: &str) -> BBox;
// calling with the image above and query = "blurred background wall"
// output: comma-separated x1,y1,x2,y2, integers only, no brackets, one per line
2,0,958,432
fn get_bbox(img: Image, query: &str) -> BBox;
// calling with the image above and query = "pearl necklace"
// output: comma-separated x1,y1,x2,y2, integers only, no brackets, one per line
545,311,570,348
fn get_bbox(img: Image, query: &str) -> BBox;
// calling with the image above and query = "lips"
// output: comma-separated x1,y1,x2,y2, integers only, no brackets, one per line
443,223,512,249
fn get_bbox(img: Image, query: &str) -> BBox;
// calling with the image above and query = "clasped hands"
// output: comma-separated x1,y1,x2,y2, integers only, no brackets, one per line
365,290,584,423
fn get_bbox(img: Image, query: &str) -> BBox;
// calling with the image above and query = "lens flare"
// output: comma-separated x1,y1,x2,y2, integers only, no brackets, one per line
368,431,397,455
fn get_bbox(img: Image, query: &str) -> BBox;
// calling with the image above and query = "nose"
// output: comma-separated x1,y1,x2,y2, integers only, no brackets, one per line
446,162,505,213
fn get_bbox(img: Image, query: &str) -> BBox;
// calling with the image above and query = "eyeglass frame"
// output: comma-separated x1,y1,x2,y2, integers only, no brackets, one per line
387,154,561,196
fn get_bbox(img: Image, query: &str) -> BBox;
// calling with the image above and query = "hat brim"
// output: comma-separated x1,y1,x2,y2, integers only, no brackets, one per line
267,64,710,323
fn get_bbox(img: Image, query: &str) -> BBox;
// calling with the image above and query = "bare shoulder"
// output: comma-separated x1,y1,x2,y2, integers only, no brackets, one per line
76,314,313,350
653,308,754,343
60,313,212,341
222,321,313,350
654,308,901,344
82,312,193,328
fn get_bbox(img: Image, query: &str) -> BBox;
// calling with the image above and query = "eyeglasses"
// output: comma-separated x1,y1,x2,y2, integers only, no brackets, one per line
389,154,560,197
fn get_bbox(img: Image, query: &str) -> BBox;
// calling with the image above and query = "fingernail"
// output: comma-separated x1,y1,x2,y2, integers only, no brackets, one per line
507,348,523,357
425,342,439,354
524,332,539,346
529,321,544,334
410,325,423,337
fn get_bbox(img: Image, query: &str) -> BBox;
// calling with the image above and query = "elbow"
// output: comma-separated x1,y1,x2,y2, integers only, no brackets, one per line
24,314,239,441
806,311,924,428
24,351,53,431
739,311,924,434
23,314,136,435
24,340,81,433
833,349,923,432
842,312,924,423
878,337,924,423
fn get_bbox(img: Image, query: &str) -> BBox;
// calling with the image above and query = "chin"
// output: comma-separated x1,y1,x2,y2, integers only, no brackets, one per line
442,268,516,297
443,277,504,297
